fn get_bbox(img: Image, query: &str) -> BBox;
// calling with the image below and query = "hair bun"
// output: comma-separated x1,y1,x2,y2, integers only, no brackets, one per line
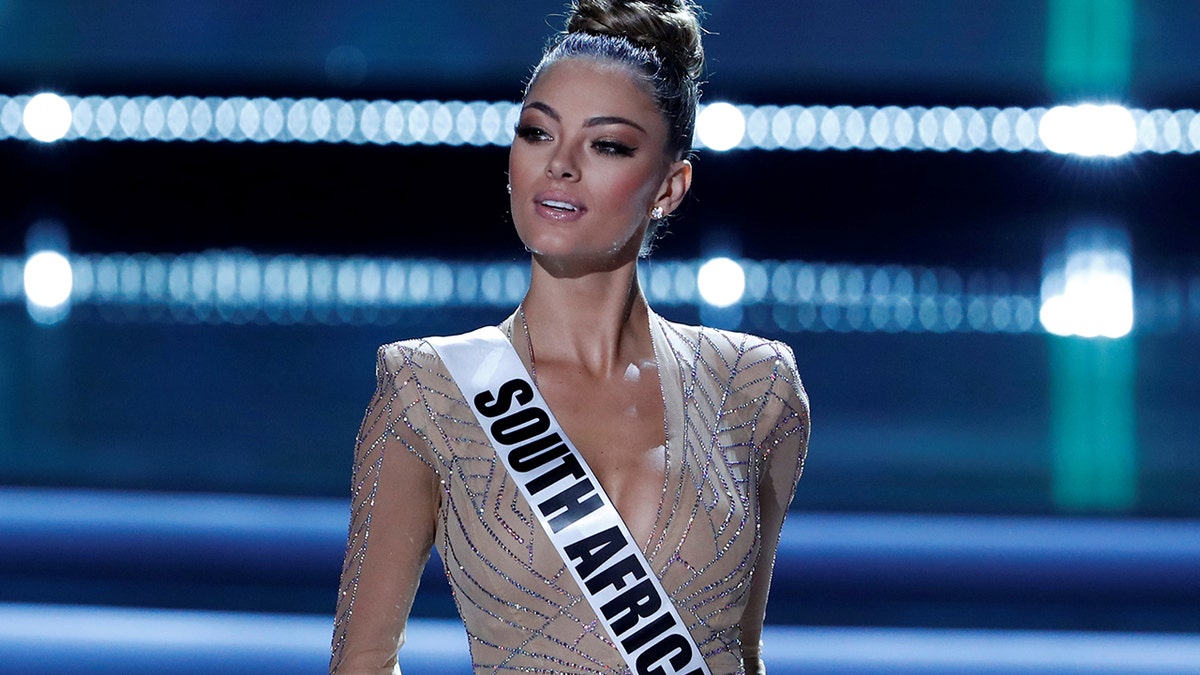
565,0,704,80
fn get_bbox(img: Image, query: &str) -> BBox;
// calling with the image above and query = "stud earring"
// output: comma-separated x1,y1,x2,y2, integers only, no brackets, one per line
506,183,512,194
650,206,665,220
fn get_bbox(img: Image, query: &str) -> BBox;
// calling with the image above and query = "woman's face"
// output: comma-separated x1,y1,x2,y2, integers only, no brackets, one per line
509,58,690,270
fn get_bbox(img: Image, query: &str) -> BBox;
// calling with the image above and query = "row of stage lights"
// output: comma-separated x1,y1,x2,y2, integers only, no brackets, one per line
3,251,1041,334
3,248,1188,338
6,92,1199,156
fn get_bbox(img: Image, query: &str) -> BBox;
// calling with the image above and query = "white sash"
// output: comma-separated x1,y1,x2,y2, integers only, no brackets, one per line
428,327,711,675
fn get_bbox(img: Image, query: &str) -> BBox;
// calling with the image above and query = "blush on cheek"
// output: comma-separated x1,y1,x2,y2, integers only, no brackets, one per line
602,173,658,227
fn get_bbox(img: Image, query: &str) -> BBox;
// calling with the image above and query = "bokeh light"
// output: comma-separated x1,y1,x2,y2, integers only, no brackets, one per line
1041,232,1135,338
697,257,746,307
23,93,73,142
1040,104,1137,157
695,102,745,151
23,251,74,308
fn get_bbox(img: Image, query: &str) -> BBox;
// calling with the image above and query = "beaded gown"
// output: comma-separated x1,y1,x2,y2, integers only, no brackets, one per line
330,309,809,674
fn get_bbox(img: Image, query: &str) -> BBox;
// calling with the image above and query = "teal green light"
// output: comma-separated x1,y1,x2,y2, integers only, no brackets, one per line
1049,335,1137,512
1046,0,1134,96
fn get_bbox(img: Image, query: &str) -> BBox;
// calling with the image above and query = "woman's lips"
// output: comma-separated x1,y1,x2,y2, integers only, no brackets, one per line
533,192,586,222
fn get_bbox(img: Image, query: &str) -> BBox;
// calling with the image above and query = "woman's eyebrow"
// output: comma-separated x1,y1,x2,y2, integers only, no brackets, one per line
522,101,646,134
584,116,646,133
522,101,559,120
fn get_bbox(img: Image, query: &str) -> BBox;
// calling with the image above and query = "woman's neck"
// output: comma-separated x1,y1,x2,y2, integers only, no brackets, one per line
520,256,652,378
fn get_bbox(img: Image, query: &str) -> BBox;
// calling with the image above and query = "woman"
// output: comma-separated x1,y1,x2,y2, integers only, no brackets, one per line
330,1,809,673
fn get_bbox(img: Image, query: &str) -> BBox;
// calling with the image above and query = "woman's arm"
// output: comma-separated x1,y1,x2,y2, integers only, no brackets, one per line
740,343,810,675
330,346,442,675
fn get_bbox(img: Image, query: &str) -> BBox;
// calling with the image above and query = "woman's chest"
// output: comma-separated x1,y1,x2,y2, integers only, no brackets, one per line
432,397,761,590
536,365,670,546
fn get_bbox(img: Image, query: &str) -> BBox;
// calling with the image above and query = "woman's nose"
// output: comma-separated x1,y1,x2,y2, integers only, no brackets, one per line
546,148,578,180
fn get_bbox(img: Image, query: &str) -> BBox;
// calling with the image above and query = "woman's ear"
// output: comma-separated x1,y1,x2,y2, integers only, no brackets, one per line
654,159,693,217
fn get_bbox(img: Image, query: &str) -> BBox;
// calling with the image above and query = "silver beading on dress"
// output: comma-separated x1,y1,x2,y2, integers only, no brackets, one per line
331,309,809,674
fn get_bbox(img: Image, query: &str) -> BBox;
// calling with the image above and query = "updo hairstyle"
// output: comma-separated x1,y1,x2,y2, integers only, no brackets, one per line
527,0,705,162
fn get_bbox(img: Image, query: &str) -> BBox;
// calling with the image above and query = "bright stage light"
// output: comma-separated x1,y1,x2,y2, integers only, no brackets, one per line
1039,104,1136,157
23,93,72,142
24,251,73,308
696,102,745,151
697,257,745,307
1040,246,1134,339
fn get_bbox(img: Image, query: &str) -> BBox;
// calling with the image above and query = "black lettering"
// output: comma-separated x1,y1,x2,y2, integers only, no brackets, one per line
474,378,533,418
509,433,569,472
601,578,662,635
563,526,628,579
491,406,550,445
585,553,646,595
537,479,602,532
527,454,586,495
634,633,697,675
620,611,677,654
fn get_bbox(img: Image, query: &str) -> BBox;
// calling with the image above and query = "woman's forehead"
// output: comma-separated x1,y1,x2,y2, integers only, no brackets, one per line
524,58,661,122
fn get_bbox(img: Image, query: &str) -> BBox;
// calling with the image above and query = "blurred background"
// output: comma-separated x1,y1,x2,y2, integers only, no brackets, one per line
2,1,1199,673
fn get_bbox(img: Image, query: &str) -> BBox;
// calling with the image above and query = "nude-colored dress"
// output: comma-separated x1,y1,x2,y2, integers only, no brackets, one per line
331,310,809,674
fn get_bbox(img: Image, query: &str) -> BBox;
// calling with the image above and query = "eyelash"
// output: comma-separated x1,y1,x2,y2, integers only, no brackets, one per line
593,140,635,157
514,124,636,157
514,124,549,142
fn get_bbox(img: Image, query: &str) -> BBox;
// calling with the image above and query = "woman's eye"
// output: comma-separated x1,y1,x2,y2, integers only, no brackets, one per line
515,124,550,142
593,140,635,156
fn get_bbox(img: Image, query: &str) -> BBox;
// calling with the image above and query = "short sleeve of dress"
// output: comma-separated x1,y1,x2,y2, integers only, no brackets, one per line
330,342,444,674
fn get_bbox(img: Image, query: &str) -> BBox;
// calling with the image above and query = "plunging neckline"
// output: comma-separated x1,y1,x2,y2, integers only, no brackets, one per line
503,308,677,561
643,310,681,564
